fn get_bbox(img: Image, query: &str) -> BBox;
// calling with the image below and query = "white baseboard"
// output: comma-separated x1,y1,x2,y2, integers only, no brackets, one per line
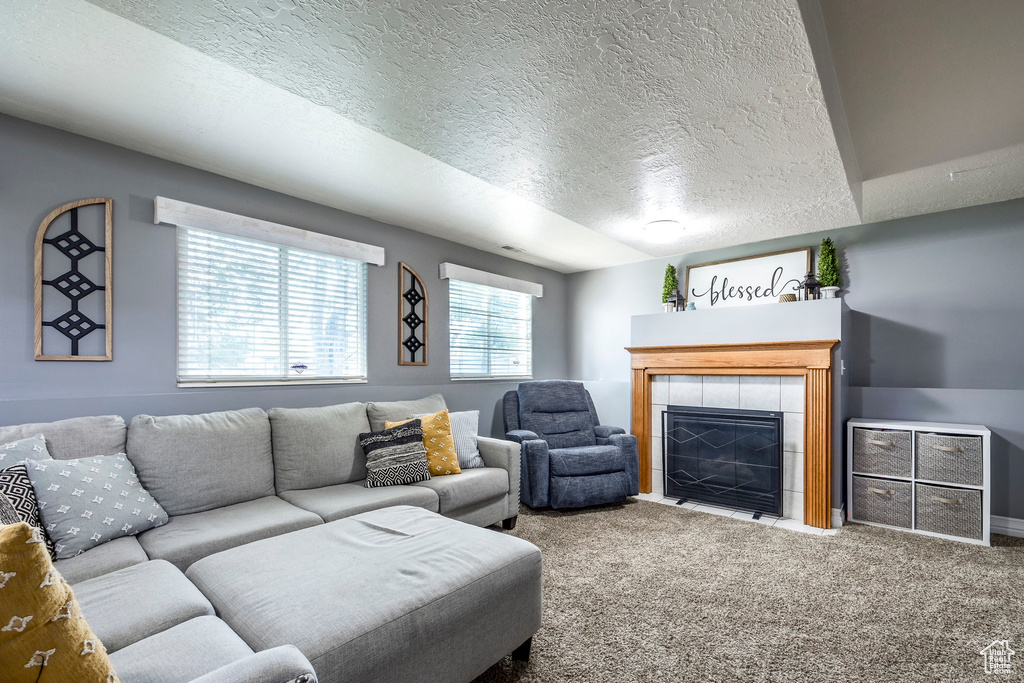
992,515,1024,538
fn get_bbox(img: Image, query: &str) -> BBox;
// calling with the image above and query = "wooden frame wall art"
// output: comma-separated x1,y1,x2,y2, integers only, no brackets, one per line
34,198,113,361
684,247,810,310
398,262,428,365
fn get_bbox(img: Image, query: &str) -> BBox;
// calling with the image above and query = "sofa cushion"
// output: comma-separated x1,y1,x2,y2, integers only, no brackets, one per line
127,408,275,516
28,454,168,560
136,495,323,572
0,522,118,683
185,506,542,683
365,393,446,431
279,481,439,522
411,468,509,514
388,409,462,476
549,444,625,477
0,415,127,461
75,560,215,653
55,535,149,585
517,381,596,449
360,421,431,488
0,463,56,558
109,616,253,683
269,401,370,492
0,433,50,467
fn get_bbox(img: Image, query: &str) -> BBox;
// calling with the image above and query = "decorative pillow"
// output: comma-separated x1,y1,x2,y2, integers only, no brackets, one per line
0,493,20,524
0,464,57,558
387,409,461,477
425,410,484,469
359,421,431,488
27,455,168,560
0,434,51,467
0,522,120,682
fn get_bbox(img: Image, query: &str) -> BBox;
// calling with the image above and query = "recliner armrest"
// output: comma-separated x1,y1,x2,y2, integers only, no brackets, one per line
188,645,317,683
594,425,626,438
505,429,540,444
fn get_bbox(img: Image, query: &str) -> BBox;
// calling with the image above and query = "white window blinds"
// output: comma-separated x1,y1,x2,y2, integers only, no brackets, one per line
449,279,532,379
177,227,367,384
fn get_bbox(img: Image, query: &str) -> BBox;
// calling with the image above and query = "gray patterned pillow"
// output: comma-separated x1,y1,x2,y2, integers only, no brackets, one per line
0,433,51,467
27,454,169,559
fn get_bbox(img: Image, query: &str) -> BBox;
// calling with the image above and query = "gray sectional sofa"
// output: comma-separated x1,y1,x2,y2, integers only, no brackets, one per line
0,396,540,683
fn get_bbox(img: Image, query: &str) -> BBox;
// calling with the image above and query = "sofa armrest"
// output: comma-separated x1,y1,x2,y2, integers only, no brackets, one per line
609,433,640,496
478,436,521,522
594,425,626,439
188,646,316,683
504,429,539,444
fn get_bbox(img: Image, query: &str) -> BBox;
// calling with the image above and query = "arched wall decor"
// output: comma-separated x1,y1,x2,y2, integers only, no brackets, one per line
34,198,113,361
398,262,428,365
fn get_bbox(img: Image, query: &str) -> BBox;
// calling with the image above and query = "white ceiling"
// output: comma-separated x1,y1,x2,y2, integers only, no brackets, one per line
2,1,1021,272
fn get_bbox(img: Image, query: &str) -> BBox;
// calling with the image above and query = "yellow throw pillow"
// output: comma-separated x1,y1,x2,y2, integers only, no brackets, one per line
0,522,119,683
386,409,462,476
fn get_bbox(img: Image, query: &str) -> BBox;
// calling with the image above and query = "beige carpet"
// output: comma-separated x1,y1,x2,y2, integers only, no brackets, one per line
475,499,1024,682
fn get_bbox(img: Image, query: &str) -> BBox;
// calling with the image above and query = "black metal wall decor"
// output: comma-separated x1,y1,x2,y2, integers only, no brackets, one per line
398,262,428,365
34,198,113,361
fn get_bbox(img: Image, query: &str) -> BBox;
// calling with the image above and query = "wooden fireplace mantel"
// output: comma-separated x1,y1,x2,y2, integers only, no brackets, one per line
626,340,839,528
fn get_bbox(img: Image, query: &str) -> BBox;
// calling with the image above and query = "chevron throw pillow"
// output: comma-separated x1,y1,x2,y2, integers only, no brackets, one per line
359,420,431,488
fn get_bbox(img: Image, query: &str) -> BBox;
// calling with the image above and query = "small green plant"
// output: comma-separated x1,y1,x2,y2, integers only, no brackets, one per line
817,237,841,288
662,264,679,303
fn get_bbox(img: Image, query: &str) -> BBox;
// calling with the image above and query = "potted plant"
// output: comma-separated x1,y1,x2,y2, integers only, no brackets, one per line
817,237,841,298
662,264,679,312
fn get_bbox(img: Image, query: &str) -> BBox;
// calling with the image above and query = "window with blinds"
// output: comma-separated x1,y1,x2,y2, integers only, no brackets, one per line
177,226,367,384
449,279,532,379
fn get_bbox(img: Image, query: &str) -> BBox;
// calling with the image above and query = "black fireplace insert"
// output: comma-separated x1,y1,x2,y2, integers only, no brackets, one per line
662,405,783,516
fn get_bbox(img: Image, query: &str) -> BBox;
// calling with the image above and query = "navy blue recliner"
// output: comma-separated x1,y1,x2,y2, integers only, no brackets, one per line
503,380,640,509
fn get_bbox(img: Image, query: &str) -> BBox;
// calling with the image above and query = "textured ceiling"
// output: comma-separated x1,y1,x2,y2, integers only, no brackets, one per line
76,0,859,260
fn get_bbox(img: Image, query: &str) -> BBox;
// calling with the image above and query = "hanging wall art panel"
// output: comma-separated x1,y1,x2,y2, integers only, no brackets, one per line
398,262,428,365
34,198,113,361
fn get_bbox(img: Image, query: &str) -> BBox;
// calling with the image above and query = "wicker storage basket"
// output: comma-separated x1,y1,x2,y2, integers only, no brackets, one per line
852,475,912,528
915,483,983,540
916,433,984,486
853,428,913,477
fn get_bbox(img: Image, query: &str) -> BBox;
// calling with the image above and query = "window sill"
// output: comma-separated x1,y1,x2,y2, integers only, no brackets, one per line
449,376,533,382
177,378,368,388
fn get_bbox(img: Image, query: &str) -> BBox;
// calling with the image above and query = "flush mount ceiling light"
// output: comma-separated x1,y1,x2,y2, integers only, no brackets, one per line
641,219,683,244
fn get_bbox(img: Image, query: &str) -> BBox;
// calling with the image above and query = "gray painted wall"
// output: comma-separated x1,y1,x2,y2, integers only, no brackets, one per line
0,114,568,436
569,198,1024,519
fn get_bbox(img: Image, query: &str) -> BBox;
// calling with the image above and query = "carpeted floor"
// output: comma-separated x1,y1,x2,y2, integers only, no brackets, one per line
474,499,1024,682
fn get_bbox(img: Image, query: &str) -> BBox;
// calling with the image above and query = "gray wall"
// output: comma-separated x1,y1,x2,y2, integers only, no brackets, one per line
568,198,1024,519
0,114,569,437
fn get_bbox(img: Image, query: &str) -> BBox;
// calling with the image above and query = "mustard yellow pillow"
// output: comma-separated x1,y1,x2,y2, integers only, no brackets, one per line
386,409,462,476
0,522,119,683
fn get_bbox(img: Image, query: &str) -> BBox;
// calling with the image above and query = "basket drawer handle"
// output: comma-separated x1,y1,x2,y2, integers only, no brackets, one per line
932,445,964,453
866,439,896,448
868,487,894,496
930,495,962,505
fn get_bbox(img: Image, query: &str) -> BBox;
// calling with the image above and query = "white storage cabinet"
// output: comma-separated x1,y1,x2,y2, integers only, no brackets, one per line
847,418,990,546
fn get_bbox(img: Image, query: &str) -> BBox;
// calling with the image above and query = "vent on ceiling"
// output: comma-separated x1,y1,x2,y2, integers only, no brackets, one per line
500,245,525,253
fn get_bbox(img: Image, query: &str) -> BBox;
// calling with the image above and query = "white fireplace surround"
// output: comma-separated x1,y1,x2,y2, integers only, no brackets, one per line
651,374,806,522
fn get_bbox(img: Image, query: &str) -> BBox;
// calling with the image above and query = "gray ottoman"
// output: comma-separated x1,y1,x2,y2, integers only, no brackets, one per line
186,505,542,683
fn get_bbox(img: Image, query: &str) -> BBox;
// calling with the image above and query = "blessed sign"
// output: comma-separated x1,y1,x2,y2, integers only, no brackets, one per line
684,248,810,309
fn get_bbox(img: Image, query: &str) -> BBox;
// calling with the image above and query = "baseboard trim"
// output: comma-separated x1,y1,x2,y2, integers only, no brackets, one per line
831,506,845,529
992,515,1024,538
